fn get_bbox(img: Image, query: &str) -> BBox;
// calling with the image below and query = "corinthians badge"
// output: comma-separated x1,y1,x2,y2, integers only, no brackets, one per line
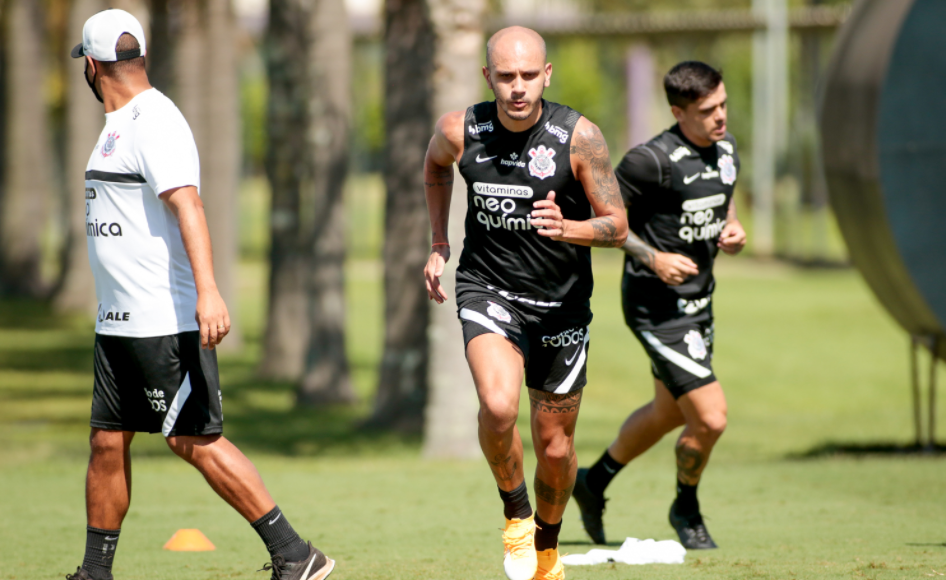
528,145,557,180
101,131,120,158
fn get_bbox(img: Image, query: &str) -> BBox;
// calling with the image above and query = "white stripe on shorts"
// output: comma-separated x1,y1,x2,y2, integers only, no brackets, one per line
552,328,589,394
640,331,712,379
162,372,193,437
459,307,508,337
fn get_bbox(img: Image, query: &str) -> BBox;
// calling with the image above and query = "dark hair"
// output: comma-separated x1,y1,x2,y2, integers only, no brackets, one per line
99,33,145,78
664,61,723,108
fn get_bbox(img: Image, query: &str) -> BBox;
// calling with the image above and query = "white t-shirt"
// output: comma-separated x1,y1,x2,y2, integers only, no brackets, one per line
85,88,201,337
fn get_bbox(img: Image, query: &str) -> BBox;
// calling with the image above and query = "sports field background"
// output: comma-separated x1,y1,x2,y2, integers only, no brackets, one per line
2,177,944,579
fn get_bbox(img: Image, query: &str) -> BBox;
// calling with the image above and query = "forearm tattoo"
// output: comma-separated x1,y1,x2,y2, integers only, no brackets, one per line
675,442,705,486
534,477,575,506
528,389,582,414
424,166,454,190
489,453,518,483
571,124,625,247
622,231,657,269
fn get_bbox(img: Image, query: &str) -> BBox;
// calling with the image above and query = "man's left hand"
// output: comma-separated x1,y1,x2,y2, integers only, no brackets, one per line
196,290,230,349
718,220,747,255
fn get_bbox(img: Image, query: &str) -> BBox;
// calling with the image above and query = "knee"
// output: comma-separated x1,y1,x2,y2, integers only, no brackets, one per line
478,400,518,437
538,435,574,473
89,429,126,457
696,412,727,441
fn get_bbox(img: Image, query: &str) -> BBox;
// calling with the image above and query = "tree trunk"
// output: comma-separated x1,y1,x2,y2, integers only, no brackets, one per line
421,0,486,458
364,0,435,432
52,0,106,314
0,0,49,297
173,0,242,350
298,0,354,405
264,0,354,405
145,0,174,95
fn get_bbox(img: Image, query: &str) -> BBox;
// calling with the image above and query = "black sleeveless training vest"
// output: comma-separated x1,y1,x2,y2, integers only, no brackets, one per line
455,100,592,314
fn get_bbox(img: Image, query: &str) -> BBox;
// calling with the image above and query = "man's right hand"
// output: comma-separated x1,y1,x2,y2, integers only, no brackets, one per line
653,252,698,286
425,245,451,303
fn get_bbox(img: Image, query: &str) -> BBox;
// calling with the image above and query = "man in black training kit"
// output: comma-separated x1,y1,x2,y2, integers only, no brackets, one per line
571,61,747,550
424,26,628,580
66,10,333,580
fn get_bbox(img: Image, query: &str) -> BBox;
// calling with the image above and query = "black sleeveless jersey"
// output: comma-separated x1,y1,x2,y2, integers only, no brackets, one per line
455,100,592,315
615,124,740,329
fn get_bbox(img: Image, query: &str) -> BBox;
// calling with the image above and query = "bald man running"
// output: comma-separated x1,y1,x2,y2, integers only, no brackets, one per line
424,27,628,580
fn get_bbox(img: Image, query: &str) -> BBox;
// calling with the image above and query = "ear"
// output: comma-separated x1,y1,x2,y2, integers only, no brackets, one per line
544,63,552,87
482,66,493,90
670,105,685,124
85,55,96,73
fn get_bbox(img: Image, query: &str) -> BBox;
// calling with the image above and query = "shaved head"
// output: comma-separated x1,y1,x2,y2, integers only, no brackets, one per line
486,26,547,69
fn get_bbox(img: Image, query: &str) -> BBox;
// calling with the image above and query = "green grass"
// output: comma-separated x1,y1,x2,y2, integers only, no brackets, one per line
3,217,946,578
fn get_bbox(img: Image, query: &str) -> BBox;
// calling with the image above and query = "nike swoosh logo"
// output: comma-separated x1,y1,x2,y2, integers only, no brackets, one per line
269,513,282,525
603,463,616,474
564,344,583,366
476,154,497,163
683,173,699,184
104,536,119,541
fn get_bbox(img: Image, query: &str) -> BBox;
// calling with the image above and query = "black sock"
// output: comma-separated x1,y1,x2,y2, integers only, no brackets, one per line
534,514,562,551
251,506,310,562
498,482,533,520
82,527,120,580
675,480,700,517
585,450,625,496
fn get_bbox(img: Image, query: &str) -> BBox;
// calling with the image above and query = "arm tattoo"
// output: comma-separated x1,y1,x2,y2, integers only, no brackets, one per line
424,166,454,190
570,124,625,247
570,125,623,208
488,453,518,483
622,231,657,269
534,477,575,506
528,389,582,414
675,442,705,486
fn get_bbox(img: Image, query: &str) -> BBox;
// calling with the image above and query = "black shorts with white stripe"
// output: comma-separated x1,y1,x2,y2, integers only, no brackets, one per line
456,296,592,394
630,318,717,399
91,331,223,436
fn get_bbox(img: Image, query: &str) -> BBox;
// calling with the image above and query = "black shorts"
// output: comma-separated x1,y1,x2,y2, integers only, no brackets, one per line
91,331,223,437
457,297,591,393
630,317,717,399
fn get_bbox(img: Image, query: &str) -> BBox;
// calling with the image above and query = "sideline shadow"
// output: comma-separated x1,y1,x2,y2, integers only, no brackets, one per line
905,543,946,547
788,441,946,459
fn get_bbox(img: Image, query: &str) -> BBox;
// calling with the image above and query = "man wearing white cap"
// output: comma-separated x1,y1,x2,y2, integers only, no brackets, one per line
67,10,335,580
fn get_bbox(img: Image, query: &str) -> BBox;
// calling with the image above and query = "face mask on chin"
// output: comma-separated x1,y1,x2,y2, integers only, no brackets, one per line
85,60,104,103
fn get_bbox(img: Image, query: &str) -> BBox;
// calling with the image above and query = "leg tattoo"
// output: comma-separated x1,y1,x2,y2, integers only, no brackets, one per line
529,390,582,414
675,442,704,486
534,477,575,506
489,453,518,483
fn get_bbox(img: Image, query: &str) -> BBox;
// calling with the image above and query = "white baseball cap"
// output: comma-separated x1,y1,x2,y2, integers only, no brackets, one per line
70,9,147,62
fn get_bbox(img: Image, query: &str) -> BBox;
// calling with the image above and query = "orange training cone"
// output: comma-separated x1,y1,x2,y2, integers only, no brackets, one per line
163,529,216,551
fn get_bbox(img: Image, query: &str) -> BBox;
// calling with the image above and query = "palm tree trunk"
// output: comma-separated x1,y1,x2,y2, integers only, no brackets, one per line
264,0,354,405
53,0,106,314
364,0,435,432
0,0,49,297
298,0,354,405
422,0,486,458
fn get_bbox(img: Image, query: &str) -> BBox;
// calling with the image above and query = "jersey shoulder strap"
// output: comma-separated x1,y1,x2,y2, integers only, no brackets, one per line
543,101,582,134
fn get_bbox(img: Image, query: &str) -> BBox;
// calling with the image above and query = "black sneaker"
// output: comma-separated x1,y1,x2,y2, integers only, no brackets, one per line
65,568,111,580
572,467,607,545
669,500,717,550
259,542,336,580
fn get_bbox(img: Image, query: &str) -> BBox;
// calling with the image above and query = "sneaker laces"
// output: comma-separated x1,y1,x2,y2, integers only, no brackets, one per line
502,522,535,560
259,555,290,580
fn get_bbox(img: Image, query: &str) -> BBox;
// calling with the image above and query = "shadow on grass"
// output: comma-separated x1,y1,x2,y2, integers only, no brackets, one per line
0,299,418,459
789,441,946,459
559,540,626,548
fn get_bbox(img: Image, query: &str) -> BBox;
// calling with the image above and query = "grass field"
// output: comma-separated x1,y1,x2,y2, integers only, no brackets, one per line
3,186,946,578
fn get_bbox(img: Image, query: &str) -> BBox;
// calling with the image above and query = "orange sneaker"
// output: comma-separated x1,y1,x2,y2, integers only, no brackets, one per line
534,547,564,580
502,515,538,580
